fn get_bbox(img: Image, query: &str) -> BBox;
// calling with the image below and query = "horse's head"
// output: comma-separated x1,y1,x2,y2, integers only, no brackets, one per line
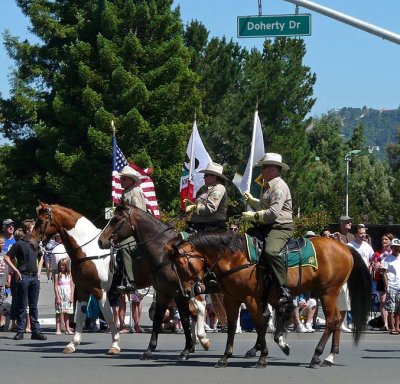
98,204,135,249
30,201,60,250
170,241,206,298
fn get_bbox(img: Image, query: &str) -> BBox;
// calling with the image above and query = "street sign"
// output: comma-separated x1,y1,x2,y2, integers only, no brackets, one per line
237,14,311,38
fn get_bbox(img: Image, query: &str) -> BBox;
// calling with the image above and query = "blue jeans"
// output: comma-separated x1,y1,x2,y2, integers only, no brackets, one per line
15,275,41,334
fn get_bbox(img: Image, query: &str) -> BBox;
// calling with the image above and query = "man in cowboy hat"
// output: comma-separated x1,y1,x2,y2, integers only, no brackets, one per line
241,153,293,309
115,165,147,293
185,162,228,232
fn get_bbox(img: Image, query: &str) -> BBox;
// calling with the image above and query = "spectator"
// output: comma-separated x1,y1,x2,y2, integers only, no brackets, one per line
333,216,355,244
2,219,16,252
54,258,74,334
348,226,375,269
305,230,317,238
0,235,10,330
291,295,317,333
320,229,332,238
371,233,394,331
333,216,355,332
229,223,239,235
357,223,372,245
130,289,145,333
381,238,400,335
4,219,47,341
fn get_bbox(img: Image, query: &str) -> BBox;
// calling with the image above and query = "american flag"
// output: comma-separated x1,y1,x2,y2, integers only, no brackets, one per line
112,136,160,218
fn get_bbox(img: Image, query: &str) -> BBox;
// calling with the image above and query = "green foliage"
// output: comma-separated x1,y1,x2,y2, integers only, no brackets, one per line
293,211,331,238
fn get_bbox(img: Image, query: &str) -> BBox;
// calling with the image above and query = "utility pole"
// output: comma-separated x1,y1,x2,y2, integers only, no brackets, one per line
282,0,400,45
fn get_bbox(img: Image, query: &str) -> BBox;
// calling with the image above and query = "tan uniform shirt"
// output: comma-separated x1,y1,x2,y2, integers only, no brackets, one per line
121,185,147,212
257,176,292,225
190,183,228,223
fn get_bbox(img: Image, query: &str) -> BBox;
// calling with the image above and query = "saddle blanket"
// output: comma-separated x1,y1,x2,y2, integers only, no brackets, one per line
245,234,318,269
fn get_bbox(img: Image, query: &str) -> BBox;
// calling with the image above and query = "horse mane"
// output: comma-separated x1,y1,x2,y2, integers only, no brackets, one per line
187,232,245,254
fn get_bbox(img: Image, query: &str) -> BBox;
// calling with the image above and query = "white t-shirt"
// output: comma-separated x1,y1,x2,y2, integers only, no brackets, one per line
348,240,374,268
49,243,69,270
381,254,400,290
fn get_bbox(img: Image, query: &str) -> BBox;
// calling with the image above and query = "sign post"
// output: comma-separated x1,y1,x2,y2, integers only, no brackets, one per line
238,14,311,38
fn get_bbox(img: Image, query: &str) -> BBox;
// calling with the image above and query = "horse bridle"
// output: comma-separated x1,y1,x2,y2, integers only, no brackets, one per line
110,205,175,248
37,205,110,256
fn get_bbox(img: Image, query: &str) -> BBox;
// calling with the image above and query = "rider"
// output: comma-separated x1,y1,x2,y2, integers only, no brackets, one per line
115,165,147,294
184,162,228,291
185,162,228,233
241,153,293,309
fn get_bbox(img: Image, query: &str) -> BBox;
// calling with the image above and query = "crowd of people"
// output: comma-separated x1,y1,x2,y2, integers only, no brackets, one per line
1,152,400,339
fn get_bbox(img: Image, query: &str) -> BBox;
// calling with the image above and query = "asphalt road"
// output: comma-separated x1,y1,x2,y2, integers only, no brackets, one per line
1,273,399,384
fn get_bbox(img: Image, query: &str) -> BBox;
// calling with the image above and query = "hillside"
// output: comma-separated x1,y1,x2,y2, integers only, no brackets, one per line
333,107,400,156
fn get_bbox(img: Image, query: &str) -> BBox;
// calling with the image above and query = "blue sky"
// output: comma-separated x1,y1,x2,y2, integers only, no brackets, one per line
1,0,399,121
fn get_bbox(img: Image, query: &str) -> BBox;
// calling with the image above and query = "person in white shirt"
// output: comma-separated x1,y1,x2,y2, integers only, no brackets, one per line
381,238,400,334
347,225,374,269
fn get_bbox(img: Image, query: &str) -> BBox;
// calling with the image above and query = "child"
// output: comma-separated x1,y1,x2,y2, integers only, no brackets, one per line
54,258,74,334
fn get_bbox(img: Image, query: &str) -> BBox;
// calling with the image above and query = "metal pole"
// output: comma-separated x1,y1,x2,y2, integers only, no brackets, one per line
345,158,349,217
282,0,400,45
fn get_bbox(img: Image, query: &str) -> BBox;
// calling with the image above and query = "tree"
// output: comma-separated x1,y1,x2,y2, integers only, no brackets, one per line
0,0,201,218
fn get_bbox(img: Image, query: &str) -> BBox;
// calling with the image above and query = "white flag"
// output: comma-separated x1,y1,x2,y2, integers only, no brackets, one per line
233,110,265,195
180,121,212,209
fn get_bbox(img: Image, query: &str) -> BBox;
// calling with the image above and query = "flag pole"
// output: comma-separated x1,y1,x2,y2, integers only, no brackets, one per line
188,114,196,187
111,120,116,209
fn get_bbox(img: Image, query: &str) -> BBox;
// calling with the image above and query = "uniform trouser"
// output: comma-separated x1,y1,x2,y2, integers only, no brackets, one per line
263,228,293,287
118,236,137,283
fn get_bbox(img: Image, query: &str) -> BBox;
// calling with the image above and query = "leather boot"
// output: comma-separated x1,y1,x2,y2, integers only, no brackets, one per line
278,285,292,305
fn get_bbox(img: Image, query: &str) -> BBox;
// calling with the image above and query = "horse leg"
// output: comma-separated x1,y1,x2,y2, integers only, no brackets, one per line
191,296,210,352
215,295,239,368
175,295,193,360
64,300,86,354
309,294,338,368
141,295,168,360
321,296,342,367
98,291,120,355
271,303,291,356
245,298,268,368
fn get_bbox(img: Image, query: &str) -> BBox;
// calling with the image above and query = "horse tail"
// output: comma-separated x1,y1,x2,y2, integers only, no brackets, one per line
346,246,372,346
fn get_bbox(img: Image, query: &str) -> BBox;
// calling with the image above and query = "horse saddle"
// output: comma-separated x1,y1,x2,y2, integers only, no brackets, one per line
245,235,318,269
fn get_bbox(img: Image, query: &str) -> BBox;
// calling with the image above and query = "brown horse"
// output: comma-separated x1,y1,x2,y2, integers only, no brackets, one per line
170,232,371,368
97,203,210,360
30,202,209,359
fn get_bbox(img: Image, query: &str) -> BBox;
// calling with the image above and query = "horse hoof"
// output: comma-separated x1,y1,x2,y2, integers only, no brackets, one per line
177,353,190,361
107,347,121,355
309,359,321,369
254,362,267,368
215,360,227,368
321,359,333,367
140,352,153,360
63,347,75,354
201,339,211,351
244,350,257,359
281,345,290,356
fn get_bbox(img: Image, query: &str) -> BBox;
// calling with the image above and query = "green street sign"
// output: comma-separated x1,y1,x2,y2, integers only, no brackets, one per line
238,14,311,38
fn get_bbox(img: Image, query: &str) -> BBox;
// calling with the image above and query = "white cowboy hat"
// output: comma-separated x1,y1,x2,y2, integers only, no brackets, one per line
198,162,228,180
255,153,289,171
118,165,141,184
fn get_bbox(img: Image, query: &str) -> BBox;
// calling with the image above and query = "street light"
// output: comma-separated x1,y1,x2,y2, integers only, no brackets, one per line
345,147,380,217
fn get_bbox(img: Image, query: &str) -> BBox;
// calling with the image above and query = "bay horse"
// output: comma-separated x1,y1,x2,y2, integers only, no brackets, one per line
97,203,210,360
31,201,120,354
170,232,371,368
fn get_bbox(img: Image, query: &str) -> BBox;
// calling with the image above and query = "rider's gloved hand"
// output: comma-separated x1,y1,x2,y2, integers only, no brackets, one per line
243,191,260,209
241,211,266,223
185,203,200,214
